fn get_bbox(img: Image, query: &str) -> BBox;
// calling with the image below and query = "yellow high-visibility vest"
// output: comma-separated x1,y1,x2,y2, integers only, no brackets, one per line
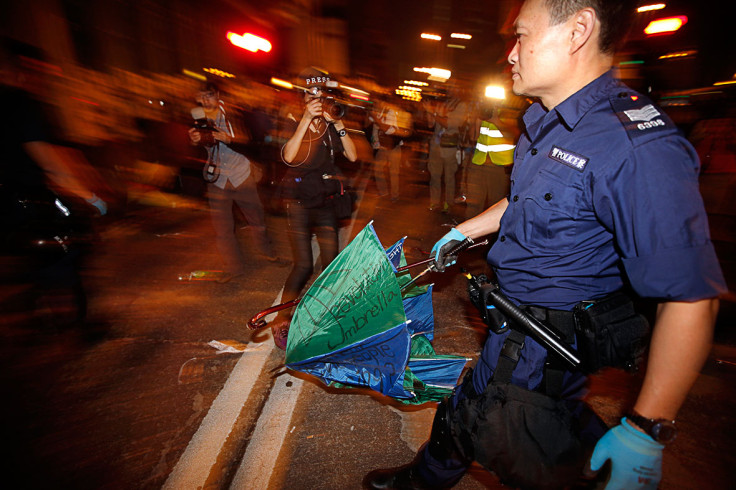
472,120,515,166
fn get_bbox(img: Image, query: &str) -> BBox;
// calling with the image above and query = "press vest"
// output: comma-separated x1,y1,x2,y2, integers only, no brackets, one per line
472,120,515,166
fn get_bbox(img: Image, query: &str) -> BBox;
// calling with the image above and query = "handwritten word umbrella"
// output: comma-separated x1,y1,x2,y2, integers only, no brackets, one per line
284,223,468,404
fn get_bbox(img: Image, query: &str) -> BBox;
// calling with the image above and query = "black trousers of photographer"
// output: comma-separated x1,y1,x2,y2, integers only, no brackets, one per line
282,200,338,305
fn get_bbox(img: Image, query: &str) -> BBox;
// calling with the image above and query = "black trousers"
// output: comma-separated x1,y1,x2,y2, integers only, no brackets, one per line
282,201,338,305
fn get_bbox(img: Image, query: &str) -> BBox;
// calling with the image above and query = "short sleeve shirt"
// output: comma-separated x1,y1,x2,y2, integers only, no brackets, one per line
207,103,251,189
489,71,726,310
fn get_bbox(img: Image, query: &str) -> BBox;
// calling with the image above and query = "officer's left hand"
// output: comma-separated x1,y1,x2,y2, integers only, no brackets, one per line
589,418,663,490
430,228,467,272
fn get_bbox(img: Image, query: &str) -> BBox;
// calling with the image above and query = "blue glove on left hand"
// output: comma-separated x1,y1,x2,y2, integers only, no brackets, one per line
589,417,663,490
430,228,467,272
86,193,107,216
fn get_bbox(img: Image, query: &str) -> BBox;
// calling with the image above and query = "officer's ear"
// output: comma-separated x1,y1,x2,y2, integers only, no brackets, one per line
569,7,597,55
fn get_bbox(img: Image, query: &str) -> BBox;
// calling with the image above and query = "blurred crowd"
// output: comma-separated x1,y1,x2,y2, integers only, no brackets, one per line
2,33,736,336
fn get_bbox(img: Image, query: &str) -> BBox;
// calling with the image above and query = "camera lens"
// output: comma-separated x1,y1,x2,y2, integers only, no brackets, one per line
323,99,345,119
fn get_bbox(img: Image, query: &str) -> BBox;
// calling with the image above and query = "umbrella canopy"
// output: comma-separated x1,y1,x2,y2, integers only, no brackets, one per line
285,223,467,404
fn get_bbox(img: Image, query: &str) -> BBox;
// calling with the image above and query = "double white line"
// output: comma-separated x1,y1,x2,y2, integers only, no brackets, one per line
165,177,367,489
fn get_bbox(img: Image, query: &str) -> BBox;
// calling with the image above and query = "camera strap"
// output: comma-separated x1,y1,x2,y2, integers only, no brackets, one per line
217,101,234,137
203,142,221,182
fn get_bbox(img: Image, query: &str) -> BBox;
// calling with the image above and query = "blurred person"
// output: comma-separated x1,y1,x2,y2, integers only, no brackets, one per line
454,98,480,205
426,86,472,212
465,104,517,219
188,81,273,283
368,93,411,201
0,38,107,333
270,68,357,350
364,1,725,489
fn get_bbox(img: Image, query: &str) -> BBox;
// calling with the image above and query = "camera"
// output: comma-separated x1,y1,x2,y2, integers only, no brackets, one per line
307,83,347,120
190,107,216,147
322,93,346,120
320,86,348,120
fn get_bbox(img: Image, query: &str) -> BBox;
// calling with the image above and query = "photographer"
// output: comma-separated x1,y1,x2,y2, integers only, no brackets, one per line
188,81,272,283
270,67,357,349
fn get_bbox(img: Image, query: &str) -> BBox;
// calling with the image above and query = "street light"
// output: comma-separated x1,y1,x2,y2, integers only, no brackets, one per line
420,33,442,41
485,85,506,100
270,77,293,89
644,16,688,35
637,3,665,13
413,67,451,81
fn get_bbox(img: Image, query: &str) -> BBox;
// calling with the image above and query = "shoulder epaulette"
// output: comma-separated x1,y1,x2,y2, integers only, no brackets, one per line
610,90,677,146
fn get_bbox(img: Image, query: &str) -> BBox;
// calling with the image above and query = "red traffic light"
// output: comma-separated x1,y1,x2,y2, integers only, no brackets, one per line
227,32,272,53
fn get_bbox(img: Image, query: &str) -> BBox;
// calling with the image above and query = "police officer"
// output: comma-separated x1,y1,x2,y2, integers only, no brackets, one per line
364,0,725,489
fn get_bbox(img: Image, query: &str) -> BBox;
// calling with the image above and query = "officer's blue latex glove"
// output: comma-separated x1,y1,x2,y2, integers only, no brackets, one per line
430,227,467,272
589,417,663,489
86,193,107,216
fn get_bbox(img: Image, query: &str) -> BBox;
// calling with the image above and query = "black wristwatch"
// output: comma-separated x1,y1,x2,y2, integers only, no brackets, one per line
625,411,677,444
337,128,347,137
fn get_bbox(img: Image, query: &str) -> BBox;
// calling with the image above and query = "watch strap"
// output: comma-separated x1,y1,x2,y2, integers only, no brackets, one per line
625,411,676,443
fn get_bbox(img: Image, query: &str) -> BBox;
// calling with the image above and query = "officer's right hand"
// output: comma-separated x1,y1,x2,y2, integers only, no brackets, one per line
430,228,467,272
589,418,663,489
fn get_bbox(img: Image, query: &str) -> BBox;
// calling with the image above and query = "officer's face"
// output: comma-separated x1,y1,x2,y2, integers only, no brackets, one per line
508,0,573,109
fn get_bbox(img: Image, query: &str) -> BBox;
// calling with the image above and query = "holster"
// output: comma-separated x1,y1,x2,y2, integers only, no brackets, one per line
467,274,509,334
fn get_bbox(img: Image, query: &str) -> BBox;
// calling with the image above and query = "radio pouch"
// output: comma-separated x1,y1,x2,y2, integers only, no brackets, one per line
573,291,650,373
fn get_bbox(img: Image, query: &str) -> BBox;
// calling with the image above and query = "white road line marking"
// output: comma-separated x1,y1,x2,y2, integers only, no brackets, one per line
163,340,273,489
229,182,367,489
229,375,305,489
167,177,367,489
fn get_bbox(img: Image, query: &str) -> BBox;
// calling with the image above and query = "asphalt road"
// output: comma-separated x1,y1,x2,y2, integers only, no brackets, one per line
1,159,734,489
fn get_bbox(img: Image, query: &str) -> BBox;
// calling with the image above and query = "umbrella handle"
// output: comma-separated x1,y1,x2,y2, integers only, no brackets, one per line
395,238,489,273
247,239,488,329
247,297,301,330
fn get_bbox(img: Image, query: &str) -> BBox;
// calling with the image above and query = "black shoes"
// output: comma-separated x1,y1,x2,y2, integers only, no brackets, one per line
363,464,438,490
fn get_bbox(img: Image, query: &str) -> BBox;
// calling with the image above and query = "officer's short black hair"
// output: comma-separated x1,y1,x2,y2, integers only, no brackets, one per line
543,0,637,54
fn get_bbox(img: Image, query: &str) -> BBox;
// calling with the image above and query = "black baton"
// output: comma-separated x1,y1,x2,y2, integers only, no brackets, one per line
480,282,581,369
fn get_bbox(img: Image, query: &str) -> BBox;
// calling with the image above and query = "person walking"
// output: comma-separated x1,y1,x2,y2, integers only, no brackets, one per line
426,87,471,212
188,81,272,283
364,0,725,488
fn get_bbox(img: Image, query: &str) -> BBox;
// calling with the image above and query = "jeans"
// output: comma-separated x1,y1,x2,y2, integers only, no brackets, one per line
207,178,268,273
374,146,402,198
428,144,459,206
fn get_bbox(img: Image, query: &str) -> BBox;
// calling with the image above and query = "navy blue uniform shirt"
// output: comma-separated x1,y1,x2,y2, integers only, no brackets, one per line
489,71,726,311
473,71,727,392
